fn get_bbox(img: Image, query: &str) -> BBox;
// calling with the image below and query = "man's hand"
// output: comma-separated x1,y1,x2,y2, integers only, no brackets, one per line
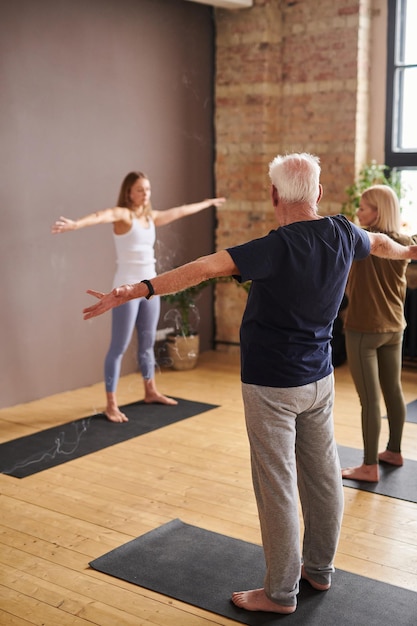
83,285,134,319
369,233,417,260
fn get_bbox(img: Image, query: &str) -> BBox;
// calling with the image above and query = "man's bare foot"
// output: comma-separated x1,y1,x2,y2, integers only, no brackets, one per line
144,392,178,405
231,588,296,614
341,463,379,482
301,565,331,591
378,450,403,466
104,407,129,423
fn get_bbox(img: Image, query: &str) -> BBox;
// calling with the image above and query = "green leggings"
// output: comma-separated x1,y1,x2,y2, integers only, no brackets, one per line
345,329,406,465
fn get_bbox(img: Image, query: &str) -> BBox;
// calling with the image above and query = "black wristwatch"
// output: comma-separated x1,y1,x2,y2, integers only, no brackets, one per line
140,279,155,300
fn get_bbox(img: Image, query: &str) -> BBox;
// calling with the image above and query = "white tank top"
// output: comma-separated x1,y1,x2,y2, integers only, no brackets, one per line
112,218,156,288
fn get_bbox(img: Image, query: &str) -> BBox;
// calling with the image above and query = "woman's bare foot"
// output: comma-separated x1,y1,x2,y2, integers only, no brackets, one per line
341,463,379,482
143,379,178,405
144,392,178,405
378,450,403,466
231,588,296,614
105,392,128,422
104,406,129,423
301,565,331,591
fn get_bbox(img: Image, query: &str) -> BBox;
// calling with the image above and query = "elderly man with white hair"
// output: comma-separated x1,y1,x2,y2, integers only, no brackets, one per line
83,153,417,614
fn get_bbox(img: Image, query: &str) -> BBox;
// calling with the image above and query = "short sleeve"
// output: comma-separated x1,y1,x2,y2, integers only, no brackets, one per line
227,234,274,283
351,223,371,260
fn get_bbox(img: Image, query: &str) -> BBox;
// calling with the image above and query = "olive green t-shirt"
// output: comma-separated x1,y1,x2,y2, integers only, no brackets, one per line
344,232,412,333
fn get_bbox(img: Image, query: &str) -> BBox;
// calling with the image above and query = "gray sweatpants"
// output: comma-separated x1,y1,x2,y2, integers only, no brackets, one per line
242,373,344,607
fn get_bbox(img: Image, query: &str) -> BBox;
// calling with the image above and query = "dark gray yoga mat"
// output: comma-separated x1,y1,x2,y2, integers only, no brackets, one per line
89,518,417,625
0,398,218,478
384,398,417,424
405,398,417,423
339,445,417,503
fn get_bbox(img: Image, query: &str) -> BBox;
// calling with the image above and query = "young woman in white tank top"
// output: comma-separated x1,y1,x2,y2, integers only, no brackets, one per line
52,171,225,422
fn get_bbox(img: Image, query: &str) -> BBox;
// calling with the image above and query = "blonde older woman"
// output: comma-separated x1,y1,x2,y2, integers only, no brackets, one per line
342,185,414,482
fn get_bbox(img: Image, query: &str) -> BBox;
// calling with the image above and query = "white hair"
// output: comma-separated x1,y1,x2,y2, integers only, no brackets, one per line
268,153,321,205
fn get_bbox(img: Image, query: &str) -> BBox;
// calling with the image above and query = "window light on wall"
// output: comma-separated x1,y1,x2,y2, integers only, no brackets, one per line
386,0,417,234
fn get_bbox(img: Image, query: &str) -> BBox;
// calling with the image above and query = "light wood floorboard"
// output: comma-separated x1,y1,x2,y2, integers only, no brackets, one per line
0,351,416,624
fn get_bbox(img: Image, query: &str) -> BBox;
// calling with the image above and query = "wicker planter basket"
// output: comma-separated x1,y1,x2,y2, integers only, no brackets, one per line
166,334,200,371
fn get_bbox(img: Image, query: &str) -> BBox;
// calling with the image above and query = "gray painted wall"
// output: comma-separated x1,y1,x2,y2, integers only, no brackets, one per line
0,0,215,408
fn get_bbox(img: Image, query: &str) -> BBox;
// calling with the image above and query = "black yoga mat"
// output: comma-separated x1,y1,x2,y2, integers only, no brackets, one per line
89,518,417,625
338,445,417,503
0,399,218,478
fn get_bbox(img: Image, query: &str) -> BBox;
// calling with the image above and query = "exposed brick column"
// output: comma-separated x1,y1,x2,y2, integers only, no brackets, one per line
214,0,369,348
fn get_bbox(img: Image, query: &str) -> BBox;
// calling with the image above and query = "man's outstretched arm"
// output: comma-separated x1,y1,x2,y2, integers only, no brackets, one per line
83,250,239,320
368,232,417,259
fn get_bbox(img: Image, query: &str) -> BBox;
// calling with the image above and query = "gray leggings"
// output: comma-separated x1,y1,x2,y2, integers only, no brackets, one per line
242,374,343,607
345,329,406,465
104,296,160,392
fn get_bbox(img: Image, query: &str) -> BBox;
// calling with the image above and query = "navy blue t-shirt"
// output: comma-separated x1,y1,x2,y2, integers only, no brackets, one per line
227,215,370,387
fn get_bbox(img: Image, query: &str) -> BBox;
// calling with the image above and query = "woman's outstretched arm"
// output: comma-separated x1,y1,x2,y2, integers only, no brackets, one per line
152,197,226,227
51,207,131,233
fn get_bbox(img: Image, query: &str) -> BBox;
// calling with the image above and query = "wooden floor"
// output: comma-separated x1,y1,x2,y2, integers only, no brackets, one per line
1,351,416,625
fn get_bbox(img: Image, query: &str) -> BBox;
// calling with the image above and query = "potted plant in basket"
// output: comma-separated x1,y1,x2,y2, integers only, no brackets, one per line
162,280,212,370
161,277,251,370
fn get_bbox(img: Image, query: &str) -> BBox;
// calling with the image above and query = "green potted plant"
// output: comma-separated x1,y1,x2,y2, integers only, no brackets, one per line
162,280,212,370
341,161,403,220
161,277,251,370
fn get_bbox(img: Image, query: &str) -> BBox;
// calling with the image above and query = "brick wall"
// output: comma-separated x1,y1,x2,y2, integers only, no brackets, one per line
213,0,372,348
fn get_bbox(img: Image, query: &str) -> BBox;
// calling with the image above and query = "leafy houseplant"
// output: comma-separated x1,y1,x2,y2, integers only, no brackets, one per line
162,277,250,338
162,280,211,338
161,277,250,370
341,161,403,220
161,280,212,370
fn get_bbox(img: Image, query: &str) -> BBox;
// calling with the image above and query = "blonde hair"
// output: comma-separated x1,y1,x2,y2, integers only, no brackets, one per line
361,185,401,234
117,171,153,217
268,153,321,205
